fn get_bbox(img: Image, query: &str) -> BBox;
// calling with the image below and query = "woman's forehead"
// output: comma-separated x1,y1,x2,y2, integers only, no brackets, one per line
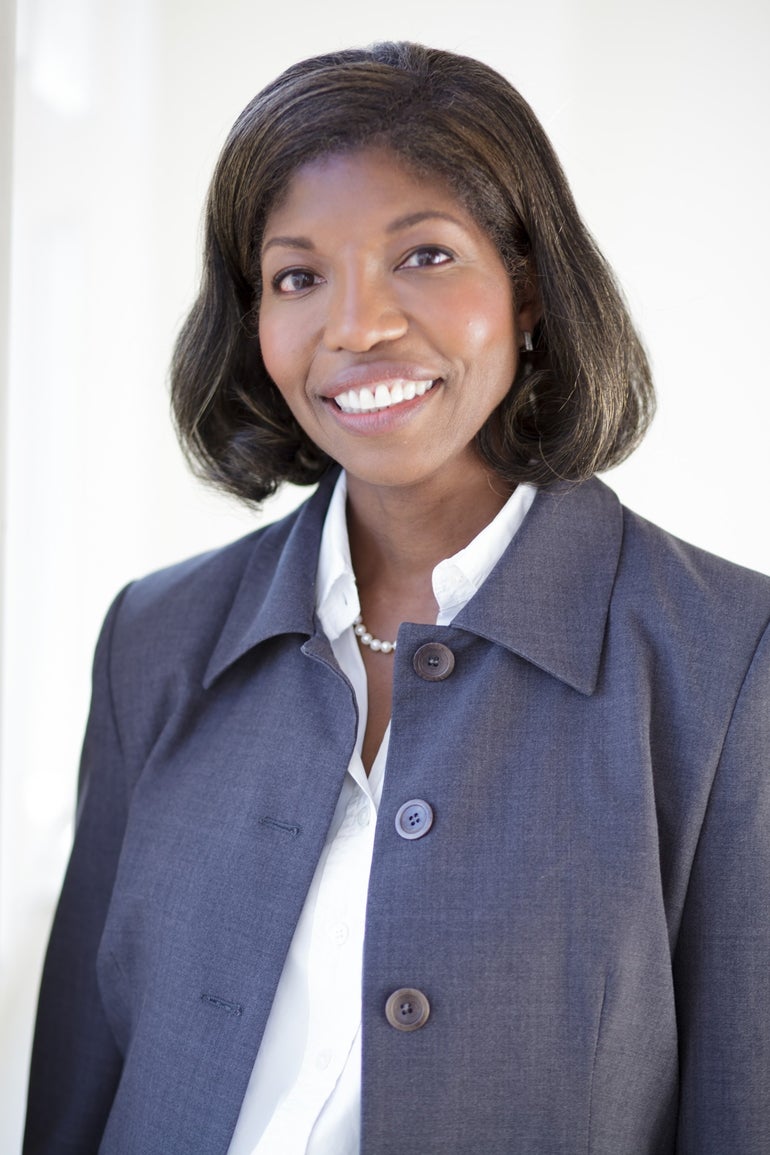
264,146,467,232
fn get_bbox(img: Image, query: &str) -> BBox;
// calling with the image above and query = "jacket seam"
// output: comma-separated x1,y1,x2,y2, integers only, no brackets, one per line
103,583,134,767
586,972,609,1155
673,612,770,952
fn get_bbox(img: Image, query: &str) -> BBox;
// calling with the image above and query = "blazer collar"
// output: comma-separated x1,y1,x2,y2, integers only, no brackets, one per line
453,476,624,694
203,470,338,688
204,472,624,696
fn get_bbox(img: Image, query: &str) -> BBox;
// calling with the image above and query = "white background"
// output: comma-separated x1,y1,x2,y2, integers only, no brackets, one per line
1,0,768,1148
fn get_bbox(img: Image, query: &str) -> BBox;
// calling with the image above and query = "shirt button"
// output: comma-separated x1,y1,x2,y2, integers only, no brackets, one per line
316,1049,333,1070
385,988,431,1032
357,806,371,827
413,642,455,681
329,922,349,946
395,799,434,840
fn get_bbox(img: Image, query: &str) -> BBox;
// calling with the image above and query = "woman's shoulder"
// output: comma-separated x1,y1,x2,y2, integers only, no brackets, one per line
605,487,770,693
520,475,770,690
529,474,770,624
104,483,330,678
122,504,301,621
618,494,770,616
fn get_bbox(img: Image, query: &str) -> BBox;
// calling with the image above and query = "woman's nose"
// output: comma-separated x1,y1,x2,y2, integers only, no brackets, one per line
322,270,408,352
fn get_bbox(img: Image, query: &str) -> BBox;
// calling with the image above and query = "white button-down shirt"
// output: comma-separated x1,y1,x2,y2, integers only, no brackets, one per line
227,472,536,1155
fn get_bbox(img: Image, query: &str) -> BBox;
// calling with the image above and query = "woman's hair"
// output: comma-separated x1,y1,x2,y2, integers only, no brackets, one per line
171,41,655,503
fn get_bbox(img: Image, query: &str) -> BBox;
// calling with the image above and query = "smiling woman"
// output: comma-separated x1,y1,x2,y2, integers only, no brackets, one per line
171,43,653,505
23,41,770,1155
257,148,523,498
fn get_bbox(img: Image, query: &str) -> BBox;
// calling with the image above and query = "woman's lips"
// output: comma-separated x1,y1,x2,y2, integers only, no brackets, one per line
332,378,440,414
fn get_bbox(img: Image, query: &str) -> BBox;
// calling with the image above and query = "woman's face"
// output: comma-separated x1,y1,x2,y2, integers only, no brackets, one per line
258,147,536,495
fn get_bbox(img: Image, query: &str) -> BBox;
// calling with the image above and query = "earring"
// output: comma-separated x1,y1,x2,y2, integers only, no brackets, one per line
521,331,534,352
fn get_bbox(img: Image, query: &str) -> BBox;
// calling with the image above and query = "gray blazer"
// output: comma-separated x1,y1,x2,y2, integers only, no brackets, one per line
24,473,770,1154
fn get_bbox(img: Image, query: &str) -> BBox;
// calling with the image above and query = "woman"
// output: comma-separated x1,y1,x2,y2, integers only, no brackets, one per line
24,42,770,1155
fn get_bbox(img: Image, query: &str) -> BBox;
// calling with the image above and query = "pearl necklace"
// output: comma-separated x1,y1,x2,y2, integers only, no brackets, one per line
354,614,397,654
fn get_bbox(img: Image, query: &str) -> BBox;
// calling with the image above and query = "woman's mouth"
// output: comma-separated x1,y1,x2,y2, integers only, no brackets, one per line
332,378,439,414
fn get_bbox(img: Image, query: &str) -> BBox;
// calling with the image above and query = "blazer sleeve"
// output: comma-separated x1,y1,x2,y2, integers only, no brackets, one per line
674,619,770,1153
24,589,132,1155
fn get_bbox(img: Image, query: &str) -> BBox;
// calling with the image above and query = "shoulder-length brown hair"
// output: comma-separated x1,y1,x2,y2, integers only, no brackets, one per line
171,41,654,504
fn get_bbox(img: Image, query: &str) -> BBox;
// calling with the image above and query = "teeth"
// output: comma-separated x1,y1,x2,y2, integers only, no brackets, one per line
335,378,436,414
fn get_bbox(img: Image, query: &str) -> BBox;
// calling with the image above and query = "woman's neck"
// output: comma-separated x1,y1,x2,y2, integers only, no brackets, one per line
345,469,514,622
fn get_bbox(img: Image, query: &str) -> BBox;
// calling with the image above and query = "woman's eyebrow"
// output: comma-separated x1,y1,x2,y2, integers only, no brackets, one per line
261,234,315,256
262,211,465,257
387,210,465,232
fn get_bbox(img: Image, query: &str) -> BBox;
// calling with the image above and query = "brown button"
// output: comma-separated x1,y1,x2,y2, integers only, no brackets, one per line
413,642,455,681
385,988,431,1032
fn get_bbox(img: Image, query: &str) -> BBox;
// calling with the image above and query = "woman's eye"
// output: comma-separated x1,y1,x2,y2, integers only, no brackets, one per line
272,269,321,294
399,247,453,270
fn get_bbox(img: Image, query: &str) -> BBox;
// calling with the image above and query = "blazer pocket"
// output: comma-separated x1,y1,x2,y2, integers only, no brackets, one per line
587,969,678,1155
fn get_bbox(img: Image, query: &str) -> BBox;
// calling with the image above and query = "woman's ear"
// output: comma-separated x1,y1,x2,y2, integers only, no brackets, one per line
515,267,542,338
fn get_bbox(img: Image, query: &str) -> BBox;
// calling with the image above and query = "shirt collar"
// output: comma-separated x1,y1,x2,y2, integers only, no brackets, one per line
432,483,536,623
316,472,360,643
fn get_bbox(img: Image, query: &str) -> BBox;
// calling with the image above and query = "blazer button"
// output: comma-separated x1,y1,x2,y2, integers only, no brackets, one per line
385,988,431,1032
395,799,434,840
413,642,455,681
